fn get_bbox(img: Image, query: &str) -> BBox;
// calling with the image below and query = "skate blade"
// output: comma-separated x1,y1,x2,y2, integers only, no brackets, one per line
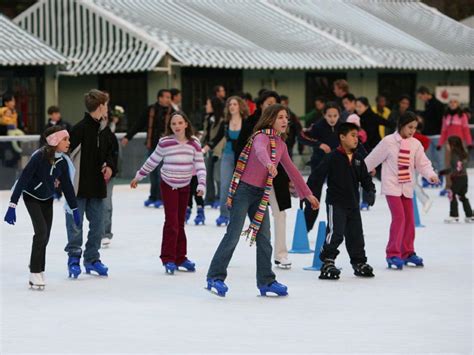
29,282,45,290
354,272,375,278
276,264,292,269
258,292,289,297
204,286,226,297
85,270,108,277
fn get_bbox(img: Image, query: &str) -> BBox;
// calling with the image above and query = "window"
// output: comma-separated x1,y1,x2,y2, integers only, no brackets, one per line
378,73,417,110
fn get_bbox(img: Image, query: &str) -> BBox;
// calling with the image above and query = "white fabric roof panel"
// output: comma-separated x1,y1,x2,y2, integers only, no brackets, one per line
12,0,474,72
0,13,67,66
88,0,374,70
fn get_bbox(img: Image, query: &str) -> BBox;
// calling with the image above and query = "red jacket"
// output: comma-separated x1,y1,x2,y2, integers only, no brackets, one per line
414,132,431,151
438,112,472,147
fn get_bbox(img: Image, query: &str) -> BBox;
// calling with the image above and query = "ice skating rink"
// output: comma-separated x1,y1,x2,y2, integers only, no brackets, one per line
1,172,472,354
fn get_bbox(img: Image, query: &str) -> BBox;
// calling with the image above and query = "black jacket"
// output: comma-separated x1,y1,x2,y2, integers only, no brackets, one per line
359,109,393,153
298,119,341,169
421,97,445,136
125,103,173,149
70,113,116,199
10,149,77,209
313,147,375,209
100,126,119,178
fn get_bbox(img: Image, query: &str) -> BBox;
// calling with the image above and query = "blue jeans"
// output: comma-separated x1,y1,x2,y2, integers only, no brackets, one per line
426,135,443,172
219,153,235,217
207,182,276,287
65,198,104,263
148,149,162,201
103,179,114,239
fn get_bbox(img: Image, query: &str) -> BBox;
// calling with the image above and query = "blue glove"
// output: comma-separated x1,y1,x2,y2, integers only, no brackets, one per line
4,204,17,225
72,209,81,227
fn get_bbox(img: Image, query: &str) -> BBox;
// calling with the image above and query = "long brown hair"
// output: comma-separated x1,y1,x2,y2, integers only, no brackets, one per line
253,104,288,140
41,126,63,164
448,135,468,161
165,111,194,140
224,96,249,122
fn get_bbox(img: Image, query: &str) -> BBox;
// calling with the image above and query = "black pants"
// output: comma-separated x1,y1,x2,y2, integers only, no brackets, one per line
319,204,367,264
23,194,53,273
304,171,322,232
188,175,204,208
450,176,472,217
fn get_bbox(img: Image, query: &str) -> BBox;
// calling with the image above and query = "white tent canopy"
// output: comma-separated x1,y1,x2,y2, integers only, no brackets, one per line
14,0,474,74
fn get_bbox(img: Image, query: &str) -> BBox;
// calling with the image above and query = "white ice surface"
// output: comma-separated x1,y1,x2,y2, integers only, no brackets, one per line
1,172,473,354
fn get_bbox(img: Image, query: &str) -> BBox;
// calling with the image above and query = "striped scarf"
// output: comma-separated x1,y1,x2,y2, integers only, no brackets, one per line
227,129,280,246
398,139,411,183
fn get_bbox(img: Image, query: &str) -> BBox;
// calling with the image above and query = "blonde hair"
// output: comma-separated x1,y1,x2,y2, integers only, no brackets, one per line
224,96,249,122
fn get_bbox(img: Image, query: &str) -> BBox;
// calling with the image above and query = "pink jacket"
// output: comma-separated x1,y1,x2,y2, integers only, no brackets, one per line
365,133,437,198
240,134,312,199
438,113,472,147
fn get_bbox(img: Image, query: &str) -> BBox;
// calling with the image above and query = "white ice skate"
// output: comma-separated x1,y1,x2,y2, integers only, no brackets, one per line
274,258,292,269
29,273,45,290
464,217,474,223
444,217,460,224
101,238,112,248
422,198,433,214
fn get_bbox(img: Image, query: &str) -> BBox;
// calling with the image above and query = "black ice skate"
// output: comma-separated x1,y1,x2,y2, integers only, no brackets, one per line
352,263,375,277
319,259,341,280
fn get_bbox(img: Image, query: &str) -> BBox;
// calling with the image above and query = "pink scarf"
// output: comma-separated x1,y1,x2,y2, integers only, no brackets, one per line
398,139,411,184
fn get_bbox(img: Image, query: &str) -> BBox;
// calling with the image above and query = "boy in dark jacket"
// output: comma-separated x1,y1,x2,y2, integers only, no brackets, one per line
65,89,117,278
312,122,376,280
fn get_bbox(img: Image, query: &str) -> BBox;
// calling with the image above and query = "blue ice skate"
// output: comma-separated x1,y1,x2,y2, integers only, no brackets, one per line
194,207,205,225
178,259,196,272
439,189,448,197
67,256,81,278
404,253,424,267
185,207,192,224
216,215,229,226
386,256,404,270
154,200,163,208
144,198,155,207
164,262,177,275
84,260,108,276
360,202,369,211
258,281,288,297
206,279,228,297
212,200,220,209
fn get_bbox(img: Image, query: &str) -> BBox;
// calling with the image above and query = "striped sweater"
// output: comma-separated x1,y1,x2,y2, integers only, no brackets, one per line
135,135,206,192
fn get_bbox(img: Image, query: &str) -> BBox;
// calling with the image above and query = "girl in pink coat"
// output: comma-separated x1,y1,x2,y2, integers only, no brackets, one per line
437,99,472,150
365,112,439,270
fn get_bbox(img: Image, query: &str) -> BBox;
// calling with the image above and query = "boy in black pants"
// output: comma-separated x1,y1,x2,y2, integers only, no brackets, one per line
312,122,376,280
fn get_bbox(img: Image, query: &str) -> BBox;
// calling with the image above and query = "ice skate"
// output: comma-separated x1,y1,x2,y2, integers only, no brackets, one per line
194,207,205,225
274,258,292,269
101,237,112,248
422,198,433,214
29,273,45,290
319,259,341,280
360,202,370,211
164,262,177,275
67,256,81,278
206,279,228,297
144,198,155,207
352,263,375,277
444,216,460,223
178,259,196,272
386,256,404,270
216,215,229,226
258,281,288,296
464,217,474,223
185,207,191,224
84,260,108,276
404,253,424,267
153,200,163,208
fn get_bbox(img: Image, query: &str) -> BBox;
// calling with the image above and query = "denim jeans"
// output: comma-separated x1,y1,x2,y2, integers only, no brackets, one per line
204,152,217,204
148,149,162,201
426,136,443,172
219,153,235,217
103,179,114,239
207,182,276,287
65,198,104,263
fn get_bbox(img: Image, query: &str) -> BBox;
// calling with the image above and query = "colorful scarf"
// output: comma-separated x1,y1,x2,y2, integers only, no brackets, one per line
227,129,280,246
398,139,411,183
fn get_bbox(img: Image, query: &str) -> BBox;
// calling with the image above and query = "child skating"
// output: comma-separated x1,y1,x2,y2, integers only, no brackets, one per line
131,112,206,274
311,122,376,280
440,136,473,223
206,104,319,297
365,112,439,270
4,126,80,289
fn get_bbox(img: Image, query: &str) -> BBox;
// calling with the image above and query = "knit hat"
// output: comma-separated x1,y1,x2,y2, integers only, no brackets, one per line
346,114,361,127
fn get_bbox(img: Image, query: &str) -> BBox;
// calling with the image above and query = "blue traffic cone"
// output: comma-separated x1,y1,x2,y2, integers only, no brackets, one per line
289,209,314,254
304,221,327,271
413,192,425,228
